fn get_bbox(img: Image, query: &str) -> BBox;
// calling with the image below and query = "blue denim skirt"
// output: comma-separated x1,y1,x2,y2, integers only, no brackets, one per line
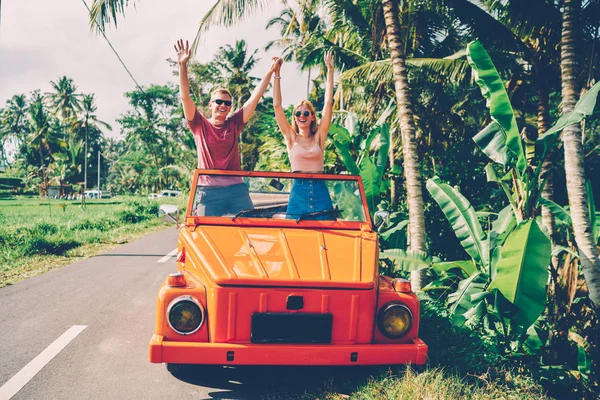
286,179,334,220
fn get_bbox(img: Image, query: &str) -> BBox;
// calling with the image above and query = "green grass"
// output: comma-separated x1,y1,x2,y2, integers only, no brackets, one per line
254,301,551,399
0,195,186,287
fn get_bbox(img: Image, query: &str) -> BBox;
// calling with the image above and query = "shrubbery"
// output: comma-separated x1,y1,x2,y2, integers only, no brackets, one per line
0,198,165,265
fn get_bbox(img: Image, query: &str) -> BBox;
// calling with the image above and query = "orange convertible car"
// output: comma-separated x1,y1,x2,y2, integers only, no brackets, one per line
149,170,427,366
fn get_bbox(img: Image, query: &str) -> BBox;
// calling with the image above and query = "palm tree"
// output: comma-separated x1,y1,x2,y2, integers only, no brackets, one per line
265,1,326,97
71,94,112,192
47,76,82,126
27,92,53,196
0,94,29,166
214,40,260,169
560,0,600,308
382,0,427,290
215,40,259,106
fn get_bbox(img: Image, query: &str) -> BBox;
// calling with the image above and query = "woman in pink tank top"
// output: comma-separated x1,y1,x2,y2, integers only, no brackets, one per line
272,53,336,220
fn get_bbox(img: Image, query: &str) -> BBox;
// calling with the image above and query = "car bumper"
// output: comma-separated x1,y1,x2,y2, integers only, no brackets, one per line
149,335,428,366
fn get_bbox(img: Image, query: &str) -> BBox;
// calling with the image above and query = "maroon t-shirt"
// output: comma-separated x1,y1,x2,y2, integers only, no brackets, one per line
187,108,245,186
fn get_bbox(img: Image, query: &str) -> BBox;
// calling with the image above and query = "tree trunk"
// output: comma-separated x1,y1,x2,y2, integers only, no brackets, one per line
561,0,600,307
537,85,555,239
307,68,311,99
382,0,427,290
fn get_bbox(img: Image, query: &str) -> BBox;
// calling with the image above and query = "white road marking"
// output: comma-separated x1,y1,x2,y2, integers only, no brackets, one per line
0,325,87,399
158,248,178,263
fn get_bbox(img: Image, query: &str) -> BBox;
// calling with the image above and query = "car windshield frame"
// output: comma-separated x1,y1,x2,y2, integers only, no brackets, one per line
185,169,373,230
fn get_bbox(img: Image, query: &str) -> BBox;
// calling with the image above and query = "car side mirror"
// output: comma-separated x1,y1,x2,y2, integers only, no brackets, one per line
269,178,284,191
373,210,390,232
159,204,180,225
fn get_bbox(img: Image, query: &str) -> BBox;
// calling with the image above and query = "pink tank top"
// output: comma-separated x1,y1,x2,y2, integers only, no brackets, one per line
289,141,324,172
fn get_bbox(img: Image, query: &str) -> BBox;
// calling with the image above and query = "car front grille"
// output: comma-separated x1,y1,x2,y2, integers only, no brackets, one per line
250,313,333,344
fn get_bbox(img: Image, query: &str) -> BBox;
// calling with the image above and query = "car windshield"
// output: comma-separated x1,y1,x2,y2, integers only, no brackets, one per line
190,172,367,223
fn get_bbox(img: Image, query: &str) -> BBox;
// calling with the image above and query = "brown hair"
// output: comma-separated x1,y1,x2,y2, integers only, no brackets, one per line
291,100,318,136
210,88,233,101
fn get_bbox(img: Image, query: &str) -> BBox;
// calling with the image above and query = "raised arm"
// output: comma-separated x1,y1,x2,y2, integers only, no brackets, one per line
241,57,280,124
271,58,294,149
174,39,197,121
317,51,335,148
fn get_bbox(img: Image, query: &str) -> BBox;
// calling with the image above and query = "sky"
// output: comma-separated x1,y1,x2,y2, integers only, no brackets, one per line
0,0,308,140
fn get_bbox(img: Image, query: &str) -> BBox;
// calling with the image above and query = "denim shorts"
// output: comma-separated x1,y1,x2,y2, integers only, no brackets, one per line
194,183,253,216
286,179,334,220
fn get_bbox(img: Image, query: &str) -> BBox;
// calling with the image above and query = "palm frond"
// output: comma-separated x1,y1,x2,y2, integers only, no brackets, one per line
89,0,133,32
191,0,271,55
445,0,530,58
341,57,469,86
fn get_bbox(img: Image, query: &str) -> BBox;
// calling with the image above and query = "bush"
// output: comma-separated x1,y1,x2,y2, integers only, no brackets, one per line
31,222,58,235
21,236,80,256
117,200,159,224
420,299,503,374
72,218,118,232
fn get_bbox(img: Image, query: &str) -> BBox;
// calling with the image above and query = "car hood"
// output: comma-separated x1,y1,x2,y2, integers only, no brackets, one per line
181,226,378,289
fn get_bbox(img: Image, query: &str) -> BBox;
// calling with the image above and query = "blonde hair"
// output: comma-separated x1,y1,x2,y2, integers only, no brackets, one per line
210,88,233,101
291,100,318,136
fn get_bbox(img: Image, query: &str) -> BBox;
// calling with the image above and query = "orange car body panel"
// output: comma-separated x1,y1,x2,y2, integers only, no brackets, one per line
150,170,428,366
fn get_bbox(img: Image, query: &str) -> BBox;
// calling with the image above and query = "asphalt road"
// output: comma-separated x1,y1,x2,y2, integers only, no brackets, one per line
0,227,380,400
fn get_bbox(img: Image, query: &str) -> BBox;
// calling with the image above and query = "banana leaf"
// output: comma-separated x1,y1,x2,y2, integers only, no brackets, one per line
467,40,525,172
552,245,579,258
473,121,509,165
427,176,488,267
578,344,592,377
381,249,439,272
488,220,551,329
538,197,572,227
460,298,488,328
538,80,600,146
380,219,409,249
524,322,546,354
375,124,390,181
360,156,379,212
331,124,360,176
492,205,516,236
432,260,479,277
489,205,516,278
448,272,487,318
345,111,361,137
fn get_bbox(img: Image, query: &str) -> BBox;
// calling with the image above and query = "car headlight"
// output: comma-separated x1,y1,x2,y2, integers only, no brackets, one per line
377,302,413,339
167,295,204,335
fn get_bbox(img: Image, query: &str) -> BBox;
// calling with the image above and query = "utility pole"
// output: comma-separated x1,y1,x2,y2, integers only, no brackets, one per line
97,150,101,196
84,126,88,192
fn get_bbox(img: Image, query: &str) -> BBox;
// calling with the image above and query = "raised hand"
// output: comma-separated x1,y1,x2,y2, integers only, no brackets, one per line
174,39,191,66
270,57,283,75
324,50,334,71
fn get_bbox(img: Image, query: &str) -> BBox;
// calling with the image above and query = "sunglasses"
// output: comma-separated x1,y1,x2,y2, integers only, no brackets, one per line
295,110,312,117
213,99,232,106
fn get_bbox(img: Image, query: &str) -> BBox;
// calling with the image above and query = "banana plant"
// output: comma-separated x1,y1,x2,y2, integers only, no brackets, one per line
418,41,600,340
331,104,393,215
467,40,600,222
424,176,550,332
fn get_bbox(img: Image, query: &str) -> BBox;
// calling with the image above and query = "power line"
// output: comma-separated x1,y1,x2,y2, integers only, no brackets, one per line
79,0,146,94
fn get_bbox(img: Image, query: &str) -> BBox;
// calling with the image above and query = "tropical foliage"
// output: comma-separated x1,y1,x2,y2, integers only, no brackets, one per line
1,0,599,397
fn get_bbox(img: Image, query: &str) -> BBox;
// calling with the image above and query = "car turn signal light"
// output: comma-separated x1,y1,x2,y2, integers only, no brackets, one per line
392,278,411,293
168,272,187,287
177,248,186,263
